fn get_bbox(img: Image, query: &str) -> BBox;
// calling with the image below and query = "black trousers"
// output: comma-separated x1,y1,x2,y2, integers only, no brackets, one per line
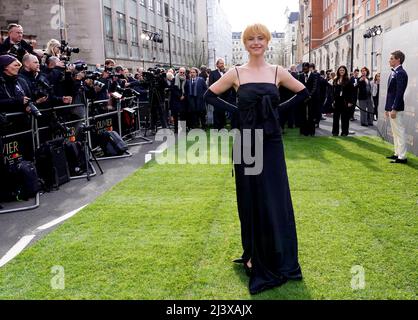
299,102,316,136
332,107,351,135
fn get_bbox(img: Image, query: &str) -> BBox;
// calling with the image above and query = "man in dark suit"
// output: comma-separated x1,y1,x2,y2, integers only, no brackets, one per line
385,50,409,164
186,67,208,129
208,58,231,129
0,24,39,62
279,66,299,131
349,68,360,121
298,62,319,136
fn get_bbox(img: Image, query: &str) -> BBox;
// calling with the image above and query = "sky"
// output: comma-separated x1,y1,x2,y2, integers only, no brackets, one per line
221,0,300,32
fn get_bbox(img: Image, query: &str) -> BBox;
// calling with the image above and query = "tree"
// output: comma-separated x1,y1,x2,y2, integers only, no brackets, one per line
187,40,208,68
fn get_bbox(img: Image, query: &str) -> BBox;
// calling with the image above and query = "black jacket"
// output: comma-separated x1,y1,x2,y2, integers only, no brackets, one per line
0,38,34,61
385,65,408,111
357,78,372,101
298,72,320,101
332,79,354,109
0,73,26,113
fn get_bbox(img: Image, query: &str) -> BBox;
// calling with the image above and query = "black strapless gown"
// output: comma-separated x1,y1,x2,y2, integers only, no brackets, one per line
233,83,302,294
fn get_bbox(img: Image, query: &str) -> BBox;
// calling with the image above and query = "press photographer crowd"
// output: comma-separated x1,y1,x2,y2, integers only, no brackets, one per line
0,23,382,209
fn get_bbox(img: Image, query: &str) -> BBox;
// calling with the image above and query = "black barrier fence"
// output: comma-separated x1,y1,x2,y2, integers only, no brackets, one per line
0,94,155,214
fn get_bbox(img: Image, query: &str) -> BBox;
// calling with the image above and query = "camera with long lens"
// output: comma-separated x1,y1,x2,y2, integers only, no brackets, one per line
74,62,88,72
33,75,53,99
8,43,25,58
142,67,167,88
50,114,71,136
84,71,106,89
27,101,42,118
60,40,80,58
113,84,141,99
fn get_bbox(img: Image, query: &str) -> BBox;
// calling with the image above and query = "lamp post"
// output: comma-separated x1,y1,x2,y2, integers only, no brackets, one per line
308,14,312,62
291,38,295,65
213,48,216,67
166,18,173,68
201,39,206,66
350,0,355,72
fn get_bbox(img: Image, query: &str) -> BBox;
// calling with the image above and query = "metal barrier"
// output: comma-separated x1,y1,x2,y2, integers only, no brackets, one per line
0,112,40,214
120,95,153,147
1,95,159,213
34,103,98,180
87,99,133,161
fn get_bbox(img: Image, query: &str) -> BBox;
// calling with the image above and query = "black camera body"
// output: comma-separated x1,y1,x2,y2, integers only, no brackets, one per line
8,43,26,58
142,67,166,89
60,40,80,57
33,75,53,99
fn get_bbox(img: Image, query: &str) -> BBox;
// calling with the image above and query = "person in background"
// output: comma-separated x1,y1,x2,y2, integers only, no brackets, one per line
371,72,380,121
186,67,208,129
357,67,374,127
298,62,319,136
349,68,360,121
169,67,188,133
385,50,408,164
0,24,41,61
208,58,229,129
332,65,354,137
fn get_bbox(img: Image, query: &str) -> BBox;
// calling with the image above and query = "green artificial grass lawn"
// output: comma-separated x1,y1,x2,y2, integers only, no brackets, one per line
0,129,417,300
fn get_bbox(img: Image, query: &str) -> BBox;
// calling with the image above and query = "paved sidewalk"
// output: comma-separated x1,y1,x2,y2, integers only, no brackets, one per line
0,134,162,259
314,110,379,137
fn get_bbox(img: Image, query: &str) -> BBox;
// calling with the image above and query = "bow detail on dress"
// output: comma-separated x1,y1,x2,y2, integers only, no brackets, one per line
238,94,280,135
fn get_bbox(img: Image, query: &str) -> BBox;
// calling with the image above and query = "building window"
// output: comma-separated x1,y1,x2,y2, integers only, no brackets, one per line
148,0,154,11
130,18,138,46
104,7,113,40
337,0,348,19
164,3,169,17
156,0,162,15
375,0,381,13
117,12,127,43
366,0,371,17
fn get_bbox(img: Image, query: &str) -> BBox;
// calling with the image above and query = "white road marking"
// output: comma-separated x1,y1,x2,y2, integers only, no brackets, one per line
0,235,36,268
149,143,169,154
37,205,88,231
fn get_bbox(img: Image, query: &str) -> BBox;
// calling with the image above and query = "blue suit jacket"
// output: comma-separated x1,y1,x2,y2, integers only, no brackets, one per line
186,77,208,112
385,65,408,111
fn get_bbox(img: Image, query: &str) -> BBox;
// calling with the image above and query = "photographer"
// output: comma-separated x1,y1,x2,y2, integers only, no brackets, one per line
0,54,34,115
108,65,128,94
0,24,41,62
18,54,69,110
44,56,74,102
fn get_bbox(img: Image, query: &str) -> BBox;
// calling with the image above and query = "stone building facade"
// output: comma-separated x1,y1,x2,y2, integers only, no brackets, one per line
0,0,206,70
298,0,418,75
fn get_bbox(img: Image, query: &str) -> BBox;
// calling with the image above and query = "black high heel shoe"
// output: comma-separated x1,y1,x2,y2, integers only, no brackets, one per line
232,258,252,276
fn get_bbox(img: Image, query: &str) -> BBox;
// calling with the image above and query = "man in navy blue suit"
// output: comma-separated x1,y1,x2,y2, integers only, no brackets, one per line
187,67,208,129
385,50,409,164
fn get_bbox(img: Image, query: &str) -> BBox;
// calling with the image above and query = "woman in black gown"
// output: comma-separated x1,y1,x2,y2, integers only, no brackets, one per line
204,23,309,294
